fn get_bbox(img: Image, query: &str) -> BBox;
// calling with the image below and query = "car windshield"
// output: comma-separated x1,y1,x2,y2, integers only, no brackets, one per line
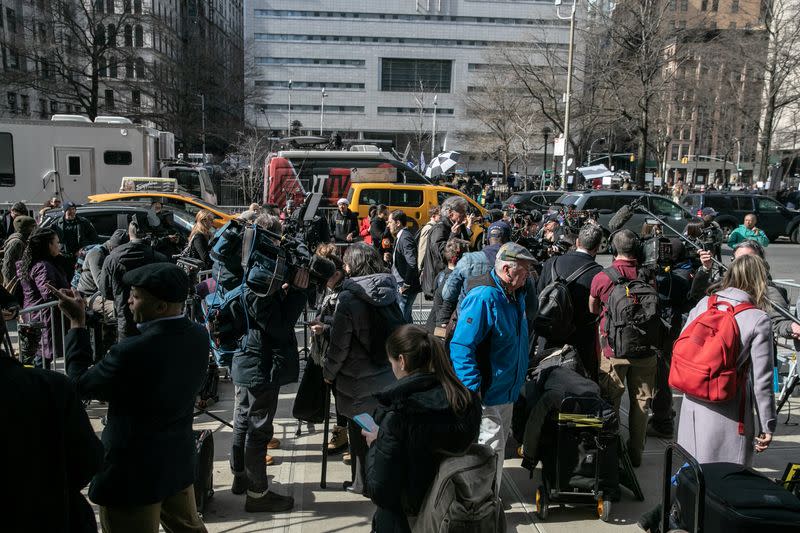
555,194,581,206
168,208,194,231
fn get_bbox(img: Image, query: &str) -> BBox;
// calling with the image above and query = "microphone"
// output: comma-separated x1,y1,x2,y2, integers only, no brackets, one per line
608,204,634,232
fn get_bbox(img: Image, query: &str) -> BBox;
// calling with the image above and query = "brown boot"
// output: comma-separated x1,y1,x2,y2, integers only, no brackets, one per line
328,425,348,453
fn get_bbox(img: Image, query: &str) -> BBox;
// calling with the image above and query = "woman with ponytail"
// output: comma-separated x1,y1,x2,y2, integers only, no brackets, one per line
364,324,481,532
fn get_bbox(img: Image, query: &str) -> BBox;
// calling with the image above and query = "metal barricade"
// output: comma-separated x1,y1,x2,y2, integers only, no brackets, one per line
773,279,800,314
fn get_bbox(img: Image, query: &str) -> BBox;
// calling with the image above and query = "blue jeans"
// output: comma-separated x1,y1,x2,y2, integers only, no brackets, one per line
397,290,419,324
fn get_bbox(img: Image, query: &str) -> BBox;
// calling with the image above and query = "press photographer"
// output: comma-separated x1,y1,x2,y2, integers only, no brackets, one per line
205,196,335,513
53,263,209,533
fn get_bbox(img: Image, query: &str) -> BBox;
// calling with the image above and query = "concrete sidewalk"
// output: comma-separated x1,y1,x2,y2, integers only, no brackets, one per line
103,365,797,533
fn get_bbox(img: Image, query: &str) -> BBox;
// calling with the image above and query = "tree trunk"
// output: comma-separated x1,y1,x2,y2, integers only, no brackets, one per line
637,105,649,188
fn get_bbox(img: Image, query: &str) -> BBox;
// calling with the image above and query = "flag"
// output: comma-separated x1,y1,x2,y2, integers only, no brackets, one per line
419,151,426,172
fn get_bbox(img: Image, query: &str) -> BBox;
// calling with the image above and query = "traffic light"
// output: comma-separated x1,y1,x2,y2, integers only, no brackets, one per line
681,156,689,164
629,154,635,162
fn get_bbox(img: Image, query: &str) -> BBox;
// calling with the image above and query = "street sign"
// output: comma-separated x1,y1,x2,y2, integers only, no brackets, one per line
554,135,565,157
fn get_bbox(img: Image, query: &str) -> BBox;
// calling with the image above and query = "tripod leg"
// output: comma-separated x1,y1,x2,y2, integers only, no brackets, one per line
777,373,799,415
321,383,331,489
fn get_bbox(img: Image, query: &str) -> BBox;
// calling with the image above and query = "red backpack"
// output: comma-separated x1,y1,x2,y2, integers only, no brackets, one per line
669,295,754,405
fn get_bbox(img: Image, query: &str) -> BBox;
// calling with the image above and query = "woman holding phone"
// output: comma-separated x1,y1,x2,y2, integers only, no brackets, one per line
362,324,481,532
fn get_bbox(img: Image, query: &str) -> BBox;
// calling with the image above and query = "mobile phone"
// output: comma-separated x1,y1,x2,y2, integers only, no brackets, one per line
353,413,378,433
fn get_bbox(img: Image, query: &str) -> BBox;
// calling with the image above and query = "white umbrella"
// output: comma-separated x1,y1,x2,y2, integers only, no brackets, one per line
425,151,461,178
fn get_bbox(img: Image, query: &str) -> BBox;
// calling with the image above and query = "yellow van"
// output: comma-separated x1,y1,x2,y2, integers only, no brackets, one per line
347,183,488,247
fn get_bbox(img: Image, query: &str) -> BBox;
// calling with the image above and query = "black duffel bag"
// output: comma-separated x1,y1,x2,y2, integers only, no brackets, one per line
292,359,327,423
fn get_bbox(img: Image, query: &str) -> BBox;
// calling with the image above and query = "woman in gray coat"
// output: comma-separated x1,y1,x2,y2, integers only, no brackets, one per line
323,243,398,494
676,254,776,466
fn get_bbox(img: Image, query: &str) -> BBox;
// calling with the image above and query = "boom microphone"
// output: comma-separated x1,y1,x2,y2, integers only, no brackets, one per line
608,204,634,232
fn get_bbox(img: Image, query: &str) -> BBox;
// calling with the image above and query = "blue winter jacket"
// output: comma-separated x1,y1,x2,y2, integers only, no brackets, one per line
450,269,529,406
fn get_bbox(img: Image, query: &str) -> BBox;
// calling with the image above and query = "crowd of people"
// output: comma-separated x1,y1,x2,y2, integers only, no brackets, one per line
0,190,796,533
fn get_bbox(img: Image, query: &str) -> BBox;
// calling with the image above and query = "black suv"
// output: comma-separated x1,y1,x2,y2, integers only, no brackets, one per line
554,190,697,250
681,192,800,242
502,190,564,212
40,202,193,243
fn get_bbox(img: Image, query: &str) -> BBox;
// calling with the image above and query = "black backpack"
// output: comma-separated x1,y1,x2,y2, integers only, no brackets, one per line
533,258,598,342
603,267,665,358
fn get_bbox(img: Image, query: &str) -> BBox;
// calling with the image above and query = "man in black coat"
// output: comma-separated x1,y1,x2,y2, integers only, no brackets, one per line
536,224,603,381
1,348,103,533
387,209,421,323
331,198,359,243
0,201,28,245
53,263,209,533
99,220,168,340
420,195,472,298
52,201,98,261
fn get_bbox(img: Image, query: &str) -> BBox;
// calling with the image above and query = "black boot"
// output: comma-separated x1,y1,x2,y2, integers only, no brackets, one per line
245,490,294,512
637,504,662,533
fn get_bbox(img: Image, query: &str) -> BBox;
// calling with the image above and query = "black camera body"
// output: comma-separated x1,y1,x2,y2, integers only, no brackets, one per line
641,235,673,268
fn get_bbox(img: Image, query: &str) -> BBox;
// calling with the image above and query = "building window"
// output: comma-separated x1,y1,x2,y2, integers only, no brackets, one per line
380,58,452,92
50,101,59,114
135,57,145,78
135,25,144,47
95,0,104,13
731,0,739,12
96,24,106,46
671,144,680,161
99,56,107,77
7,92,17,113
107,24,117,47
20,95,29,115
109,57,118,78
106,0,114,14
104,150,133,165
6,8,17,33
105,89,115,110
711,0,718,11
377,106,455,115
125,58,134,78
39,98,47,118
124,25,133,46
131,90,141,108
0,132,15,186
134,0,142,14
123,0,131,14
701,0,707,9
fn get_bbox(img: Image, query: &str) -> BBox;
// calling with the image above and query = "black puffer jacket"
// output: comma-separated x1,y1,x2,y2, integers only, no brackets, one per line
366,372,481,527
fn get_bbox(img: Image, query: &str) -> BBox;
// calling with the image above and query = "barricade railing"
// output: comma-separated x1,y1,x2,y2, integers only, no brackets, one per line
773,279,800,313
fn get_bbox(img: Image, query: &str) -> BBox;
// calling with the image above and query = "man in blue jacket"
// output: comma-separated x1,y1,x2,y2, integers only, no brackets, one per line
450,242,534,489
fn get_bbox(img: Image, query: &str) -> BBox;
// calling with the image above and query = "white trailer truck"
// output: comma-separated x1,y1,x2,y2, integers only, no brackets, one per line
0,116,216,206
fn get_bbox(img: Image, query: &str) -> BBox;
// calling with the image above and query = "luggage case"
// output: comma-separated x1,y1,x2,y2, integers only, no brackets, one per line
662,443,800,533
194,429,215,515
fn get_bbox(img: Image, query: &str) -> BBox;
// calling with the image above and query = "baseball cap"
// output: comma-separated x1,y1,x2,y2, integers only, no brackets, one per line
497,242,537,263
486,221,512,242
700,207,717,217
63,201,79,211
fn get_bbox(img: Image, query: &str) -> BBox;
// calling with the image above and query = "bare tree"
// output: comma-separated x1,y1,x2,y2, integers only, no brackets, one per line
226,126,273,205
0,0,134,119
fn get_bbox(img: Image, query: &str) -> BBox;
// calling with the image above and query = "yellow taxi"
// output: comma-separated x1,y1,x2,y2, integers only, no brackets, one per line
88,192,235,228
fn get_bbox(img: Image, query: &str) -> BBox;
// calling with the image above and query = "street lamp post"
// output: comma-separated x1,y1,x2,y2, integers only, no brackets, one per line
287,79,292,136
319,87,327,136
198,93,206,164
542,126,551,186
588,137,606,166
431,94,438,157
555,0,577,190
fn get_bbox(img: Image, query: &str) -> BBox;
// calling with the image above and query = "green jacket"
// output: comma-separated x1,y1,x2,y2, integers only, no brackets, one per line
727,224,769,249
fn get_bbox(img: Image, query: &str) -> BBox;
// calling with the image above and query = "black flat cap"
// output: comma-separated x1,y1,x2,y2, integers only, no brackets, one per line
122,263,189,303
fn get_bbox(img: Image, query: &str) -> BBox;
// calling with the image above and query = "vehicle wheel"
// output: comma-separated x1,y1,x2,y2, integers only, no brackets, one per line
598,499,611,522
535,485,549,520
720,223,735,241
791,227,799,244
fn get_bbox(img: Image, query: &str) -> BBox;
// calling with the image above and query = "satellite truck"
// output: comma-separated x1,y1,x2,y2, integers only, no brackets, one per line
0,115,216,207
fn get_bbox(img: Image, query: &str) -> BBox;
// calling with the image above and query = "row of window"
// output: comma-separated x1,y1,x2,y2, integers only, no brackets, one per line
253,9,569,28
256,57,366,67
262,104,365,113
94,0,143,15
98,56,147,79
5,92,74,119
256,81,365,90
260,104,455,116
381,58,451,92
254,33,566,50
96,24,145,48
377,107,454,115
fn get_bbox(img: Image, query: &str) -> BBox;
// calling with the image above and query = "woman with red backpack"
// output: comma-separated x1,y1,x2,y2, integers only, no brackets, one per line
673,254,776,466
